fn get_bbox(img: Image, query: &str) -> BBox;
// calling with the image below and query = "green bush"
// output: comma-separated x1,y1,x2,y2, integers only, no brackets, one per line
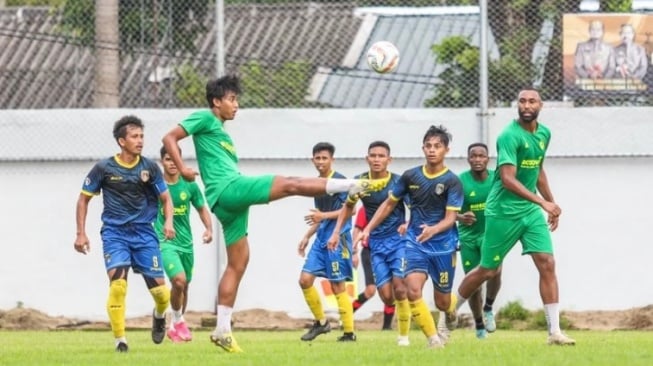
498,301,530,321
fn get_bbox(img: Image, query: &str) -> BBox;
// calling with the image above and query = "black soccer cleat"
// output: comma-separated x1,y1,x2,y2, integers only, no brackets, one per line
300,320,331,341
151,310,166,344
115,342,129,352
336,332,357,342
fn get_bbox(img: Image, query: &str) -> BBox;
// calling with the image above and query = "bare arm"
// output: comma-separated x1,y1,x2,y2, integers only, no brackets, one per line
536,165,561,231
326,201,356,250
416,209,458,243
501,164,561,228
357,198,398,246
298,222,319,257
159,191,176,239
162,126,197,181
74,193,93,254
196,205,213,243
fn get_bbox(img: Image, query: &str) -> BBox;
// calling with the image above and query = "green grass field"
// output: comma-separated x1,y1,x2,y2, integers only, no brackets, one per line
1,329,651,366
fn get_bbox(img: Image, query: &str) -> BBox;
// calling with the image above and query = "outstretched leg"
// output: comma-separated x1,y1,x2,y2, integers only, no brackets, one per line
268,176,382,201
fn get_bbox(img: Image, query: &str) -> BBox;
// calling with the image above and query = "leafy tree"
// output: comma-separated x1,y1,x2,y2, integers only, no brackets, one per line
599,0,632,11
173,64,209,107
239,60,312,108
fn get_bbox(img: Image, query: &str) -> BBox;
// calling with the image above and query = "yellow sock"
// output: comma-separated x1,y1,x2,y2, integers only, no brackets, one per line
410,299,436,338
149,285,170,316
106,279,127,338
302,286,325,322
396,299,411,336
335,292,354,333
448,293,458,314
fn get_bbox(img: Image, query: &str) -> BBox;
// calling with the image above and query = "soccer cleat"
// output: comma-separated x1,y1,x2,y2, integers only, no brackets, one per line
167,326,183,343
336,332,357,342
151,310,166,344
397,336,410,346
174,321,192,341
437,314,450,344
300,320,331,341
210,333,244,353
115,342,129,353
484,310,496,333
476,328,488,339
547,332,576,346
427,335,444,349
348,179,386,198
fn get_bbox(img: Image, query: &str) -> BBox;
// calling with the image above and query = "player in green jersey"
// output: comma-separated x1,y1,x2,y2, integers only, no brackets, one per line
155,146,213,343
454,142,502,339
161,75,383,353
453,88,575,345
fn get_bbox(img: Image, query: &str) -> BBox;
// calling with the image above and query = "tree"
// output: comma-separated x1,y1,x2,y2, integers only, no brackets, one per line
94,0,119,107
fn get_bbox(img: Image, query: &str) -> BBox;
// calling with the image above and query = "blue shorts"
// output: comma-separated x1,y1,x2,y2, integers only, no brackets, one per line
369,231,406,288
302,232,353,282
101,224,164,278
404,238,457,293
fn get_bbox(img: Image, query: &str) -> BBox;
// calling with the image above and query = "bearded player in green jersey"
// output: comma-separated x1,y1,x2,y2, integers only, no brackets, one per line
155,146,213,343
161,75,383,353
453,88,575,346
455,142,502,339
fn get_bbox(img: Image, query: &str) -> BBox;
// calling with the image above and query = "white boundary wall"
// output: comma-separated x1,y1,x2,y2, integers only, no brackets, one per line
1,107,651,320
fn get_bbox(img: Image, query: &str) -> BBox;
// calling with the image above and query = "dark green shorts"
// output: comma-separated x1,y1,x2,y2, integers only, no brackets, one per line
212,174,275,246
161,246,194,283
480,209,552,270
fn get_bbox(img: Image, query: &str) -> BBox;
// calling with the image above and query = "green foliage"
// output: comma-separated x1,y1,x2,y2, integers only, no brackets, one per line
7,0,64,5
498,300,531,321
52,0,209,54
173,64,209,108
600,0,633,12
239,60,312,108
425,33,536,107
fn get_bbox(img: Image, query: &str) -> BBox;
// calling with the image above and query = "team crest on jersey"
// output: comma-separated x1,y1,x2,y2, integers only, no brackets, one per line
435,183,445,195
180,192,188,201
140,170,150,182
85,177,91,186
539,140,545,150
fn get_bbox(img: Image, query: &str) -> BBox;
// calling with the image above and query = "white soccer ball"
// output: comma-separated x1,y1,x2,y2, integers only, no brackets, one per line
366,41,400,74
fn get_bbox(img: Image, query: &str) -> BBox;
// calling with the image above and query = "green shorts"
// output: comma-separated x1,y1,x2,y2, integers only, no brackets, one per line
161,246,194,282
480,209,552,270
459,237,483,274
213,174,275,246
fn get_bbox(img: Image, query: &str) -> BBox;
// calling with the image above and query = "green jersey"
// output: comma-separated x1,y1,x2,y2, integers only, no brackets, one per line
155,178,206,252
486,119,550,218
180,109,240,209
458,169,494,243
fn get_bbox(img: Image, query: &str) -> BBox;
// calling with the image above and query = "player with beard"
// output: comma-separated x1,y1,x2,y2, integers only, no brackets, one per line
452,87,575,345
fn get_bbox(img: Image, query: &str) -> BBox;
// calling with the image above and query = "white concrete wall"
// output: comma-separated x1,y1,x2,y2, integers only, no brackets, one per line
1,107,651,320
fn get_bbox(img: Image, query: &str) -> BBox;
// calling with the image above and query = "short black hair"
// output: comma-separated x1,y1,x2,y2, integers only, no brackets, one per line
160,146,181,159
368,140,391,155
206,75,241,108
113,115,143,142
312,142,335,156
423,125,451,146
467,142,488,154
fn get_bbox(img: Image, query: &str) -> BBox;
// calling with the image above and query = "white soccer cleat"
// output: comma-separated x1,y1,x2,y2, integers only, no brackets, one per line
397,336,410,347
547,332,576,346
347,179,385,198
427,335,444,349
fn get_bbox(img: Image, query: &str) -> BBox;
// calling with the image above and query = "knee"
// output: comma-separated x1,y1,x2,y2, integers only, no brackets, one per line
406,285,421,301
535,254,556,274
480,268,499,281
298,276,313,290
171,276,187,290
109,279,127,299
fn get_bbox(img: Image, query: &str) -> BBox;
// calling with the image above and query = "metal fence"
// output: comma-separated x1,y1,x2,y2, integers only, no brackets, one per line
1,0,652,109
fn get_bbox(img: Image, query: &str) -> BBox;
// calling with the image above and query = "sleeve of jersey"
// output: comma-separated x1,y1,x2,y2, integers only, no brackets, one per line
150,162,169,196
179,110,207,135
81,162,103,196
190,182,206,208
388,173,407,202
354,206,367,229
446,176,464,211
496,132,519,167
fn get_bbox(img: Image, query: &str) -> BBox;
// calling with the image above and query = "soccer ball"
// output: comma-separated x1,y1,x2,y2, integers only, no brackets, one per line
366,41,400,74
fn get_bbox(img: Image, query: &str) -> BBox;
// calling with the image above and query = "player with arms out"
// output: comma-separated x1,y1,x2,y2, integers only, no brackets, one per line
328,141,411,346
161,75,383,353
453,88,575,346
358,126,463,349
74,115,175,352
155,146,213,343
298,142,356,342
455,142,502,339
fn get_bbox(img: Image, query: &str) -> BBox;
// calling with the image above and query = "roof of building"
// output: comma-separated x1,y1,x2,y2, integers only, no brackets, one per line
311,8,501,108
0,3,362,108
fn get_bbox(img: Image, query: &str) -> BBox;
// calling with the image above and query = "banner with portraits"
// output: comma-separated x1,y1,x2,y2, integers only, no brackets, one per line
563,13,653,98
